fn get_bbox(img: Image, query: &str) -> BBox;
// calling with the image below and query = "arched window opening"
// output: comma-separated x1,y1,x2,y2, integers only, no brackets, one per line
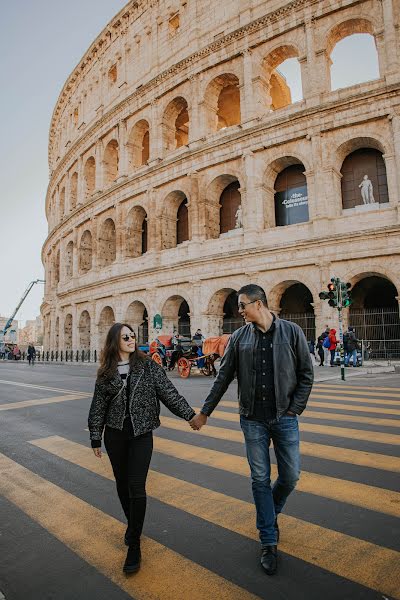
84,157,96,198
70,172,78,210
79,311,91,349
274,164,308,226
217,83,241,129
263,47,302,111
103,140,119,185
162,97,189,152
54,250,60,285
279,283,315,342
141,217,148,255
220,181,241,234
223,291,242,333
175,106,189,148
98,218,116,267
142,130,150,164
59,187,65,219
341,148,388,209
126,207,147,258
178,300,191,337
177,198,189,244
79,230,93,272
64,314,73,350
349,276,400,359
65,241,74,278
128,120,150,169
330,33,379,90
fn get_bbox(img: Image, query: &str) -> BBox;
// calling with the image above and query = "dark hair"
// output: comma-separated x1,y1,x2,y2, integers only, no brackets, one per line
97,322,147,380
237,284,268,307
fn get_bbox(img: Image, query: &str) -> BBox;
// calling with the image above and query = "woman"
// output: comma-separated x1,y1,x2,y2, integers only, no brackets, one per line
328,328,338,367
316,336,325,366
88,323,196,574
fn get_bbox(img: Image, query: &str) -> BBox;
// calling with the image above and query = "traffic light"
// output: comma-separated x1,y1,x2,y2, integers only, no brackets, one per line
319,278,338,307
340,282,352,308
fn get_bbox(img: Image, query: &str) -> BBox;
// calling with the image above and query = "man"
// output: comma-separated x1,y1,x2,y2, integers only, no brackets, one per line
344,326,358,367
321,325,330,367
190,284,313,575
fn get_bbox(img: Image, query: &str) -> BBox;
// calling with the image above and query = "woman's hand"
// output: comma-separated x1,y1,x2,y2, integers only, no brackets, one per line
92,447,102,458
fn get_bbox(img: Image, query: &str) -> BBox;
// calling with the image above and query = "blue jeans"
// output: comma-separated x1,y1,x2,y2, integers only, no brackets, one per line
240,415,300,546
345,349,357,366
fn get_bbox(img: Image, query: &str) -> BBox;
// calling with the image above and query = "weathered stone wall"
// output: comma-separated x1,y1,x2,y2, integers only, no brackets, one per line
41,0,400,351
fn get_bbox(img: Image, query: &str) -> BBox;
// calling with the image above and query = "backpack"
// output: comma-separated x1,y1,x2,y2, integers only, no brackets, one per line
323,336,331,348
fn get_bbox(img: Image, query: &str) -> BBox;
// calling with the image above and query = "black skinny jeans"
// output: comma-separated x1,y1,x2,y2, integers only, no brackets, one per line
104,419,153,546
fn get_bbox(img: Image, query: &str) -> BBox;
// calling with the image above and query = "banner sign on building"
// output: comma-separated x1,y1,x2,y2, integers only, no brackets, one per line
153,314,162,331
275,185,309,226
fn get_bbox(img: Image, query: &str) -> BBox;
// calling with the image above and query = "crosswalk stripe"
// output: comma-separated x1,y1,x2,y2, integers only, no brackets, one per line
311,393,399,406
0,394,89,411
0,451,259,600
313,386,400,399
217,401,400,427
194,408,400,446
29,436,400,600
314,384,399,392
0,379,89,395
151,437,400,517
160,417,400,473
309,401,400,416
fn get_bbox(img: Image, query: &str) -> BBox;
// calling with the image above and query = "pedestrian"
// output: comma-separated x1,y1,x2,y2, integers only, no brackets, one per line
189,284,313,576
316,335,325,366
345,326,358,367
12,345,21,361
193,329,205,344
320,325,330,367
308,339,316,366
328,328,338,366
27,343,36,366
88,323,196,574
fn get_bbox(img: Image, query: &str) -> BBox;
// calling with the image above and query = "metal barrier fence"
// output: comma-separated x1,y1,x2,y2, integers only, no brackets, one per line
349,307,400,360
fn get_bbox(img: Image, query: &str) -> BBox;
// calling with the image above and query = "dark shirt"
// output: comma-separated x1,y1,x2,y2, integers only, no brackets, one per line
245,315,276,423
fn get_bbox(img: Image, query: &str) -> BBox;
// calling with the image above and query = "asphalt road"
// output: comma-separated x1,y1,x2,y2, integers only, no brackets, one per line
0,361,399,600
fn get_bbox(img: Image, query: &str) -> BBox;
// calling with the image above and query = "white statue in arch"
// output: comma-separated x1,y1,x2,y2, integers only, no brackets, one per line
359,174,375,205
235,204,243,229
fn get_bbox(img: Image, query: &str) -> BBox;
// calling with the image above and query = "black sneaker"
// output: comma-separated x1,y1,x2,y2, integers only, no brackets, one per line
261,545,278,575
123,544,141,574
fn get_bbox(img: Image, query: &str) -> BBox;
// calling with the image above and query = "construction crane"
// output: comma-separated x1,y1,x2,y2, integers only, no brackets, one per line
2,279,45,338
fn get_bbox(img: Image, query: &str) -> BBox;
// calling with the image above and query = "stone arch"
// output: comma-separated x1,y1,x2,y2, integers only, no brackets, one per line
262,45,302,110
65,241,74,278
84,156,96,198
205,174,242,239
79,230,93,272
207,287,242,334
79,310,91,349
126,206,148,257
98,306,115,348
264,155,310,228
103,139,119,185
70,171,78,210
98,218,116,267
161,295,191,337
270,280,315,341
59,187,65,219
64,314,73,350
161,190,190,249
125,301,149,344
162,97,189,152
203,73,241,133
127,119,150,169
341,147,389,209
326,19,380,90
347,273,400,358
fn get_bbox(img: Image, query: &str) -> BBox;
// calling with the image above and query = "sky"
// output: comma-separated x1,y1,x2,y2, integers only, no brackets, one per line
0,2,379,328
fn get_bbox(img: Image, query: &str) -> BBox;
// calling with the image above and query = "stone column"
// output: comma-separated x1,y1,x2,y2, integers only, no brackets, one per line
94,139,103,193
374,31,387,81
242,150,264,231
241,49,255,122
72,230,78,279
77,155,84,206
117,120,129,181
381,0,399,81
115,202,124,262
49,308,56,350
390,114,400,220
91,216,99,271
188,74,201,143
303,18,322,103
382,152,398,210
187,170,202,240
71,304,78,352
149,100,162,164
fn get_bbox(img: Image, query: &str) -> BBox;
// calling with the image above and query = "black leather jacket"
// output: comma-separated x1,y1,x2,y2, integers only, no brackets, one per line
201,318,313,418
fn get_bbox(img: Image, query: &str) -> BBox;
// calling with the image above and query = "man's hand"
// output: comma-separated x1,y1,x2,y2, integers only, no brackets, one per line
189,413,207,430
286,411,296,416
92,447,102,458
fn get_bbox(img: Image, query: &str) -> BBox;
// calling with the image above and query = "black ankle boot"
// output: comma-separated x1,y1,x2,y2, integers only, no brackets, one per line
123,542,141,574
261,545,278,575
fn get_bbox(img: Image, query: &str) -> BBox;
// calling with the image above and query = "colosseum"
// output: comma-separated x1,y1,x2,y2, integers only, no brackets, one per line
41,0,400,358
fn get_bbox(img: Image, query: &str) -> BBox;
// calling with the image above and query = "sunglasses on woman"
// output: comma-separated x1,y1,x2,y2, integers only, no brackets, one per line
121,333,136,342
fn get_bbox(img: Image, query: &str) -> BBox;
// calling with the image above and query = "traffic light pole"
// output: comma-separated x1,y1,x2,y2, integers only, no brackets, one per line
337,307,345,382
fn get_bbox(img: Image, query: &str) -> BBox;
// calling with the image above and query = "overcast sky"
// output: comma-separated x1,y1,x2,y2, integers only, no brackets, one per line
0,2,379,327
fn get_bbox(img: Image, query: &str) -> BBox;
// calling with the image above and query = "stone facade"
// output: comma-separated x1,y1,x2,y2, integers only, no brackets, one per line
41,0,400,353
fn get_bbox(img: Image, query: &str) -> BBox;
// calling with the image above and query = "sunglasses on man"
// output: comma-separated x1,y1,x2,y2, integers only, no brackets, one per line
238,300,258,310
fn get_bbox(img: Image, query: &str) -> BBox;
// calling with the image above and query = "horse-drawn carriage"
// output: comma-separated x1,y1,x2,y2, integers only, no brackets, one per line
149,334,230,378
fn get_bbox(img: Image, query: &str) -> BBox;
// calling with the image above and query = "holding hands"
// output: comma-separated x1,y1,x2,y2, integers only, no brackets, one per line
189,413,207,431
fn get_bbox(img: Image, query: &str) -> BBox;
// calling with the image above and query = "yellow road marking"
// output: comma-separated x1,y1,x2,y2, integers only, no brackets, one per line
192,409,400,446
217,401,400,427
0,379,89,395
29,437,400,599
0,451,259,600
313,386,400,399
311,393,399,406
309,401,400,416
160,417,400,473
314,383,400,393
0,394,89,411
